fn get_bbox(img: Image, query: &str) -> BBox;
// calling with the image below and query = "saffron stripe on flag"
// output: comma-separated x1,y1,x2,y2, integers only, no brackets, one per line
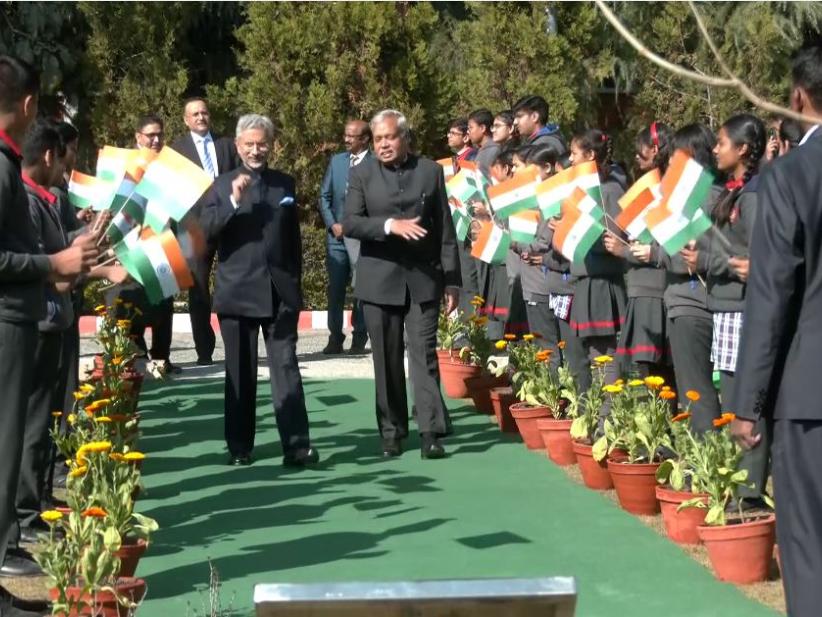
486,166,540,218
470,221,510,264
660,150,715,218
509,210,540,243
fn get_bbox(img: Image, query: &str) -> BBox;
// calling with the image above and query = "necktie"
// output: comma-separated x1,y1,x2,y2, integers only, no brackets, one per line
349,154,356,168
201,137,216,177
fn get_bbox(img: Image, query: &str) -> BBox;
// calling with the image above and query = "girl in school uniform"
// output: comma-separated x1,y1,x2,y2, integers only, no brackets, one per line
565,129,627,392
605,122,673,379
691,113,770,505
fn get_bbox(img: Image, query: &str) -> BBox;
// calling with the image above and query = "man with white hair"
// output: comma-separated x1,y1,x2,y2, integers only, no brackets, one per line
202,113,318,468
343,109,461,459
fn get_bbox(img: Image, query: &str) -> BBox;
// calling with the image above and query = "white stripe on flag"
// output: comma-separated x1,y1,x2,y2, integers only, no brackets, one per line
142,238,180,298
666,160,705,214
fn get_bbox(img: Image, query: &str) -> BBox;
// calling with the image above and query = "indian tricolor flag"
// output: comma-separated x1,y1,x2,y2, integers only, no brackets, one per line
452,209,470,242
486,166,540,219
110,179,148,221
107,210,136,245
436,157,455,181
114,228,194,304
535,161,602,218
470,221,510,264
659,149,715,218
552,187,606,264
509,210,540,243
616,184,661,244
645,200,712,255
134,146,213,223
445,170,480,209
68,171,107,210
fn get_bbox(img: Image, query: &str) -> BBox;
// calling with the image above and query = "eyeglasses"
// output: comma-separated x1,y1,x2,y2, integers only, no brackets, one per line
447,130,465,137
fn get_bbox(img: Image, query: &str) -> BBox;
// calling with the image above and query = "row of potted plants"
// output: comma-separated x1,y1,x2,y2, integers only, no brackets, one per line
436,305,776,587
36,302,157,616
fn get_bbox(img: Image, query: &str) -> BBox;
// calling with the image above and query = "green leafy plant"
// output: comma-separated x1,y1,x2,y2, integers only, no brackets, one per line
569,356,608,443
437,309,467,352
457,313,494,368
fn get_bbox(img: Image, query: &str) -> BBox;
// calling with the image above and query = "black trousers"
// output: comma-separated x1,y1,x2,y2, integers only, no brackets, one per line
773,418,822,617
668,315,720,434
219,290,310,457
456,239,479,317
188,246,217,361
557,317,589,391
362,293,451,441
0,322,37,562
118,287,173,361
525,301,561,371
16,331,66,530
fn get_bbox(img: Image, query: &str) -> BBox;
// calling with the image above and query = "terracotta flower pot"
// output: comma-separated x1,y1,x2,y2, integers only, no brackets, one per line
607,457,661,515
437,350,482,399
115,538,148,578
697,515,776,584
573,440,613,490
655,486,708,545
465,373,507,414
490,387,518,433
50,577,146,616
509,402,551,449
536,418,575,465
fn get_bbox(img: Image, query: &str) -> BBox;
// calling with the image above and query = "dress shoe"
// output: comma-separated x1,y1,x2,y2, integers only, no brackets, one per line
381,439,402,458
420,433,446,460
348,336,368,355
196,357,214,366
18,527,45,545
228,454,252,466
161,360,182,375
0,550,43,578
322,339,344,355
283,447,320,468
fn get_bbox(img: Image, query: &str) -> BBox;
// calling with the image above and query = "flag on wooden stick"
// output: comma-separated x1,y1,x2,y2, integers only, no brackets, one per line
552,187,606,264
470,221,511,264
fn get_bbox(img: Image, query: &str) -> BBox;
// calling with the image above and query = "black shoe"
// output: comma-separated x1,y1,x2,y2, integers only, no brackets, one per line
0,550,42,578
283,447,320,468
161,360,182,375
382,439,402,458
322,339,344,355
196,357,214,366
349,336,368,354
420,433,446,460
18,527,44,545
228,454,252,466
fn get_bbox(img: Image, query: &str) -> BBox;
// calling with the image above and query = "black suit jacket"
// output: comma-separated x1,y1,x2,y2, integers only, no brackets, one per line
342,154,461,306
201,167,303,316
733,130,822,421
170,132,240,175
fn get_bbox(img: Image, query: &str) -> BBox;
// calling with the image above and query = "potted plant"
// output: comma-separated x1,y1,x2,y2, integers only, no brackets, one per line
532,360,577,466
458,312,505,412
595,373,674,515
487,335,518,431
507,340,555,449
436,308,477,399
654,390,710,544
684,414,776,584
569,357,612,489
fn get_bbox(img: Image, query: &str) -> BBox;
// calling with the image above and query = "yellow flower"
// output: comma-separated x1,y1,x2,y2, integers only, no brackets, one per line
662,385,672,391
614,379,624,386
470,295,485,306
644,376,665,390
73,391,85,401
123,452,146,463
503,334,517,341
80,383,95,394
523,333,535,342
51,411,62,418
95,416,112,424
475,316,488,326
112,356,123,366
109,453,125,462
94,304,106,314
85,441,113,453
116,319,131,329
494,340,508,350
660,390,677,400
69,465,88,478
40,510,63,524
628,379,645,387
594,355,613,364
603,384,624,394
67,414,77,425
686,390,701,402
557,341,566,350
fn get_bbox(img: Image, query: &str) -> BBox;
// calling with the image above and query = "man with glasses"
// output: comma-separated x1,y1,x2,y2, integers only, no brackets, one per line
446,118,476,170
317,120,371,355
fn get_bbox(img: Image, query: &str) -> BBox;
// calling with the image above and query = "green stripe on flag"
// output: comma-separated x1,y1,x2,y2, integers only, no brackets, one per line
572,221,605,264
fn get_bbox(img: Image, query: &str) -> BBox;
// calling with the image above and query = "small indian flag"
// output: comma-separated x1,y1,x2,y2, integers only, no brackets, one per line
509,210,540,244
67,171,107,210
645,200,712,255
437,157,455,181
134,146,213,222
552,187,606,264
114,227,194,304
453,209,470,242
144,199,172,233
568,161,603,208
487,166,540,219
616,186,660,244
110,179,148,221
445,170,480,209
659,150,715,218
471,221,511,264
535,161,602,218
107,210,136,245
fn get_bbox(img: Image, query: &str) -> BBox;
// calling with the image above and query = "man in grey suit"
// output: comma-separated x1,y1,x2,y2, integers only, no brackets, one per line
343,109,461,460
318,120,370,355
731,43,822,617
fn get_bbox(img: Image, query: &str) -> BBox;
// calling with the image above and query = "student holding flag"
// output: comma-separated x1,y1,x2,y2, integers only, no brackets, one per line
698,113,771,508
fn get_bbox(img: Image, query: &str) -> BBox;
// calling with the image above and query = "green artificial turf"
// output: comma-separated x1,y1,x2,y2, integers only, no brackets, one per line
133,378,778,617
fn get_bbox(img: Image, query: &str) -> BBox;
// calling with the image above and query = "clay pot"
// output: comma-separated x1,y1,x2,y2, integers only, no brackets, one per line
607,457,661,515
115,538,147,578
536,418,575,465
437,350,481,399
50,577,146,616
697,515,776,584
464,373,507,414
490,387,518,433
573,441,613,490
656,486,708,545
509,402,551,449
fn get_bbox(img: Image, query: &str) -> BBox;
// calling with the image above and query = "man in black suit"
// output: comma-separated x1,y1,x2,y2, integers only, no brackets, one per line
343,109,461,459
171,96,240,366
731,43,822,617
201,113,318,468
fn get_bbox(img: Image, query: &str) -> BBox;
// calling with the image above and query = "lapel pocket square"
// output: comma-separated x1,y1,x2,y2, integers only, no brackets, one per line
279,196,295,207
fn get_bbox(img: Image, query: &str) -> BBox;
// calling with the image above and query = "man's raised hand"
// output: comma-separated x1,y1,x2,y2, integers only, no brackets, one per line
389,216,428,241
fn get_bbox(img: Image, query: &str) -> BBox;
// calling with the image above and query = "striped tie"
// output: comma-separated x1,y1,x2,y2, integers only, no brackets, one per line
201,137,216,177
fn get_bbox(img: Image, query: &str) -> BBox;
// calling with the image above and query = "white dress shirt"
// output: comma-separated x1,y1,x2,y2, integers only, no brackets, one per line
349,150,368,167
192,131,219,177
799,124,820,146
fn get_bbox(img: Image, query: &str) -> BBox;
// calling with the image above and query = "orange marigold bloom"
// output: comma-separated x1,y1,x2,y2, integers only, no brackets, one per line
557,341,566,350
660,390,677,400
686,390,701,402
503,334,517,341
713,413,736,427
672,412,691,422
82,507,108,518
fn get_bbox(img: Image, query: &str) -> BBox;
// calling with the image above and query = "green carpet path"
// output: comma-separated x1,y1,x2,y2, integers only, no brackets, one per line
133,378,778,617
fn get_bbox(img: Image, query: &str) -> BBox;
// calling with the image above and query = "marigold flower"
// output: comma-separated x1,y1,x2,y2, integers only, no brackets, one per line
504,334,517,341
475,316,489,326
112,356,123,366
628,379,644,387
94,305,106,314
116,319,131,329
713,413,736,428
603,384,623,394
644,376,665,389
660,390,677,400
494,340,508,350
557,341,566,350
79,383,95,394
82,507,108,518
594,355,613,364
470,296,485,307
69,465,88,478
662,385,672,391
67,414,77,425
51,411,62,418
614,379,624,386
686,390,701,402
95,416,112,424
40,510,63,524
123,452,146,463
535,350,551,362
672,412,691,422
523,333,535,342
73,391,85,401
